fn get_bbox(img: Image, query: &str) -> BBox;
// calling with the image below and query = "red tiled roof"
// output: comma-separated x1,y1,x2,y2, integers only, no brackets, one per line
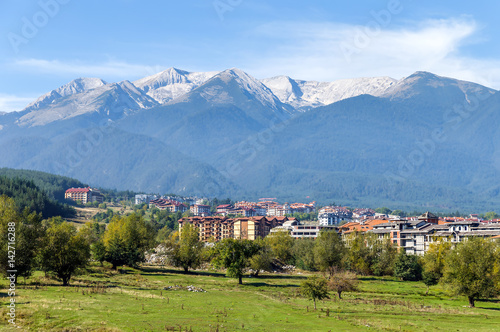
66,187,90,193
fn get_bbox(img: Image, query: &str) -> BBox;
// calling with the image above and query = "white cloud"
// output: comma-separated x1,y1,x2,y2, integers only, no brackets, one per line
0,93,38,113
245,17,500,89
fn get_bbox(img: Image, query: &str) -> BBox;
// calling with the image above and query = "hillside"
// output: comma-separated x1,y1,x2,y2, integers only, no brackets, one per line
0,168,87,202
0,176,76,218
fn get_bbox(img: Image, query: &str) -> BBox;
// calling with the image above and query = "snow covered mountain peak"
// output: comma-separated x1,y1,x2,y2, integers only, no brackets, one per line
217,68,252,82
134,67,190,91
202,68,285,110
381,71,497,101
23,77,107,112
133,67,219,103
116,80,143,94
16,79,158,127
56,77,107,97
261,75,397,110
259,75,303,103
13,68,498,129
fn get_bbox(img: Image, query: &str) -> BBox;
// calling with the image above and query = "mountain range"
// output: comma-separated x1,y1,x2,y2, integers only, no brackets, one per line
1,67,499,211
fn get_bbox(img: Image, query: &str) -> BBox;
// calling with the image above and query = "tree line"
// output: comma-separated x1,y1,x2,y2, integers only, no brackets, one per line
0,168,87,202
0,177,75,218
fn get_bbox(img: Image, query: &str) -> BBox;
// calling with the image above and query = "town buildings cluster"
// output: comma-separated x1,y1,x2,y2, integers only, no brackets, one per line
146,196,317,218
219,200,316,217
148,198,189,213
67,189,500,255
180,203,500,255
362,212,500,255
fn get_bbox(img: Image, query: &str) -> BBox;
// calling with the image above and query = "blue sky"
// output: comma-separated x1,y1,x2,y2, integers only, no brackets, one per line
1,0,500,112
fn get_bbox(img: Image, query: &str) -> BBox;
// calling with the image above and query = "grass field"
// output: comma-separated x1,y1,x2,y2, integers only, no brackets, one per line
1,264,499,331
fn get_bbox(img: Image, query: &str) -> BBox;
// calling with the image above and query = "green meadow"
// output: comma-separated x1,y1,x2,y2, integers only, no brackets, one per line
1,265,499,331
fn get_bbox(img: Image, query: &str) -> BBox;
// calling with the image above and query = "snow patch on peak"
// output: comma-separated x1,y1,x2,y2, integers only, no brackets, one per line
17,80,158,127
407,71,438,79
381,71,497,101
114,80,157,109
208,68,282,109
57,77,107,97
23,77,107,112
117,80,142,94
261,75,397,109
134,67,190,90
260,75,303,104
218,68,250,82
133,68,219,103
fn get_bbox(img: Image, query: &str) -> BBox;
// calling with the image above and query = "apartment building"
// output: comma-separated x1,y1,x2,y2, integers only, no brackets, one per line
233,216,285,240
65,187,104,204
149,198,188,213
134,194,158,205
179,216,233,242
363,213,500,255
271,219,338,239
179,216,288,242
318,206,353,225
190,204,211,216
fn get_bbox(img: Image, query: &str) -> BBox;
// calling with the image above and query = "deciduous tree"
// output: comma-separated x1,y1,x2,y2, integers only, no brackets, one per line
301,275,329,309
248,237,273,277
443,238,500,307
483,211,499,220
343,231,372,274
422,240,452,294
328,269,359,299
168,223,204,272
371,235,397,276
266,230,294,264
38,220,90,286
211,238,259,284
314,230,345,275
422,270,441,295
103,213,156,269
423,240,452,277
393,252,422,281
292,238,316,271
375,207,392,215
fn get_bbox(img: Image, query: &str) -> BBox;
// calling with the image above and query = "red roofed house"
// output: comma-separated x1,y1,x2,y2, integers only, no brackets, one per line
418,212,439,224
65,187,104,204
149,198,188,213
231,207,256,217
216,204,234,216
